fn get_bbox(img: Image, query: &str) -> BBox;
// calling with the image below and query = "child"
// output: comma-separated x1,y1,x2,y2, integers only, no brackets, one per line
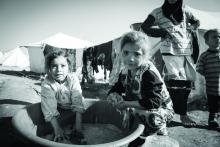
107,31,174,147
41,50,86,144
196,29,220,128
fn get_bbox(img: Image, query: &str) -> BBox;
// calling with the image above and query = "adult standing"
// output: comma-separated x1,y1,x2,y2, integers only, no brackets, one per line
141,0,200,127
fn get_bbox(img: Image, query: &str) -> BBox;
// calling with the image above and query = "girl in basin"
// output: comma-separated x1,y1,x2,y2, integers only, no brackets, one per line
41,50,86,144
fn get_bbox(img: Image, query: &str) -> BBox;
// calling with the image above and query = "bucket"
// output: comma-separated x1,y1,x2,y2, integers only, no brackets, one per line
12,99,145,147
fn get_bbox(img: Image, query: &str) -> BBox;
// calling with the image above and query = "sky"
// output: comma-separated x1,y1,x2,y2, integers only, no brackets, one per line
1,0,220,51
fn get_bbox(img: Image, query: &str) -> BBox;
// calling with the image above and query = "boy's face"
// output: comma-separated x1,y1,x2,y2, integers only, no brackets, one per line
49,56,69,83
122,43,145,71
206,31,220,50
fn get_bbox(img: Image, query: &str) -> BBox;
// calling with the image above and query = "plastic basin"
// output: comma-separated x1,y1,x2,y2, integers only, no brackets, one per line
12,99,145,147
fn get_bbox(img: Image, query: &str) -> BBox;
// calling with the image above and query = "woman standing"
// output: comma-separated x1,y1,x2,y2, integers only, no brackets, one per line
141,0,200,127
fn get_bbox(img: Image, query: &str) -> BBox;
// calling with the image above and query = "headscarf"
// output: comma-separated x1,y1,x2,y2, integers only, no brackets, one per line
162,0,183,25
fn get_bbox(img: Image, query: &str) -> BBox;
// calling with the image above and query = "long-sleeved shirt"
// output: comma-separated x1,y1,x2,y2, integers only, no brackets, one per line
196,49,220,96
109,61,173,111
41,73,84,122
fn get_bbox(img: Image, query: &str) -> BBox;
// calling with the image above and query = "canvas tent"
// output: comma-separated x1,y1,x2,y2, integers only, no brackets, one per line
0,47,30,70
0,51,3,64
23,32,94,73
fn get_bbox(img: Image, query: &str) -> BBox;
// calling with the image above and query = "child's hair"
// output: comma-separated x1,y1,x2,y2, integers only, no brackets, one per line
120,31,151,60
203,29,219,41
44,50,72,73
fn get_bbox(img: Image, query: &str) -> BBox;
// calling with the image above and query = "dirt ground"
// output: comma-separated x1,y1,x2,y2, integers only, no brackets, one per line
0,69,220,147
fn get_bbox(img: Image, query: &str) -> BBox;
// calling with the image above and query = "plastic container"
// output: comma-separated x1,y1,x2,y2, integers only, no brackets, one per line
12,99,145,147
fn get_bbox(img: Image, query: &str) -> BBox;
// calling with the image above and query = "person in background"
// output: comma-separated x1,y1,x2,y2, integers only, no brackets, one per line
41,50,86,144
107,31,174,147
196,29,220,129
141,0,200,127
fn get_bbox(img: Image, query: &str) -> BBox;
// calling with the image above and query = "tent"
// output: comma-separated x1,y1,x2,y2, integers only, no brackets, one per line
1,47,30,70
23,32,94,73
0,51,3,64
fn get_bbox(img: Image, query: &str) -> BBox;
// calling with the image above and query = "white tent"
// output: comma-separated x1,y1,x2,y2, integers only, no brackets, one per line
24,32,94,73
188,7,220,30
0,51,4,64
1,47,30,70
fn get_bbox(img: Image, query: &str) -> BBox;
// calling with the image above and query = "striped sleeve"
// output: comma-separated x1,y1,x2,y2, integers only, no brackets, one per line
196,52,206,76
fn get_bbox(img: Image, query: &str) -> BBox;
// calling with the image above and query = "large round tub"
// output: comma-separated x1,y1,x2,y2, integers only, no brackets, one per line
12,99,145,147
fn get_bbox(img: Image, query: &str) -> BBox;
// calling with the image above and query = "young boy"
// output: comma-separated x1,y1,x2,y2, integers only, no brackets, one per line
107,31,174,147
196,29,220,128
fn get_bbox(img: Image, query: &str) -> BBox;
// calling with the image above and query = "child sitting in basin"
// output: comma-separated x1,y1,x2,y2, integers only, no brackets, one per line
107,31,174,147
41,50,86,144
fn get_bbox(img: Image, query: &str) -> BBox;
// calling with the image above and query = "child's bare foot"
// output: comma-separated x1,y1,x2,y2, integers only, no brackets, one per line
180,115,196,127
208,113,219,128
157,127,168,136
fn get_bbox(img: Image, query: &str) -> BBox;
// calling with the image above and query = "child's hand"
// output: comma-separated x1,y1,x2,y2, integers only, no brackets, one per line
53,127,69,142
107,93,123,106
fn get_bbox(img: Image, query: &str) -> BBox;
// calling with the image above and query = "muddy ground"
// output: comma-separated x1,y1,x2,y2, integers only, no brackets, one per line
0,70,220,147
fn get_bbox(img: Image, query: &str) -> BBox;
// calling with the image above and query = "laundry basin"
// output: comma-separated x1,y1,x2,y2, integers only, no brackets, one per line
12,98,145,147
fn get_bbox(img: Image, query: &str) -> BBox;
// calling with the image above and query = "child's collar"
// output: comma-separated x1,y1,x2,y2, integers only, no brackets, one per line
54,76,67,84
127,64,150,77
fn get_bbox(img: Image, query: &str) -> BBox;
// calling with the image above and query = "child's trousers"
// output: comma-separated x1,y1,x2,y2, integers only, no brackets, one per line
207,94,220,114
